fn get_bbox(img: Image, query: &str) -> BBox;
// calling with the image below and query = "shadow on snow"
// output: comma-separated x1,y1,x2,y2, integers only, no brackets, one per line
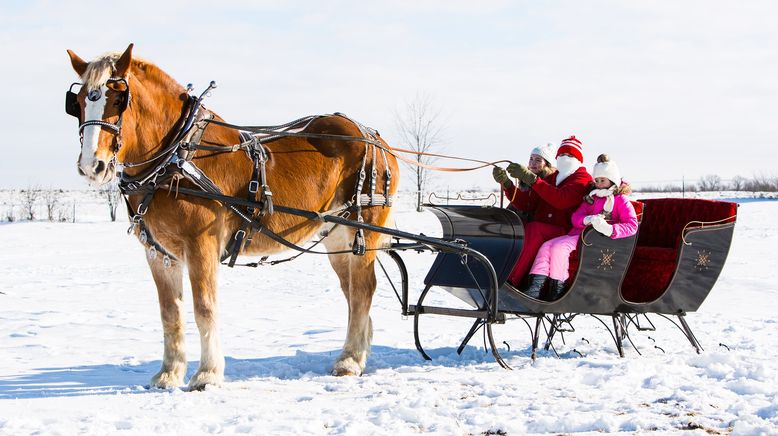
0,344,545,400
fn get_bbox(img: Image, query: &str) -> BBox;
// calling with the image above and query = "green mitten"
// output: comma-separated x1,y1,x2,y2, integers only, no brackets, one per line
507,163,537,186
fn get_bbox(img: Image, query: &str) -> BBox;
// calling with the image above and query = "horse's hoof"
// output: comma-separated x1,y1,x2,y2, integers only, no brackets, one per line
331,358,363,377
331,368,359,377
187,370,224,390
187,384,207,392
150,370,185,389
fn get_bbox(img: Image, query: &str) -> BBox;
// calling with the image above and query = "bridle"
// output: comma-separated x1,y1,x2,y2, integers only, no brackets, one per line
65,77,210,179
66,78,131,164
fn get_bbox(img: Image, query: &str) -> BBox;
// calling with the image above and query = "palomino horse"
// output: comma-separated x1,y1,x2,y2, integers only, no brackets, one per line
66,44,399,389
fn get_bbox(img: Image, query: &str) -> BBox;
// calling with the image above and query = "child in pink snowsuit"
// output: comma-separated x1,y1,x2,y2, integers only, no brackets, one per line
524,154,638,300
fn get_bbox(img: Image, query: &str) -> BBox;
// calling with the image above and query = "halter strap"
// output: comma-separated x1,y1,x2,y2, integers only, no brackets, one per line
79,119,121,134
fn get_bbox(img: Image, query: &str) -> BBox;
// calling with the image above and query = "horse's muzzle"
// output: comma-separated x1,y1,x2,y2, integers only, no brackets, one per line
78,155,114,186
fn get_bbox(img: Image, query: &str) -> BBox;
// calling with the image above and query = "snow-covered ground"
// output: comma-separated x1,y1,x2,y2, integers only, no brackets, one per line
0,192,777,435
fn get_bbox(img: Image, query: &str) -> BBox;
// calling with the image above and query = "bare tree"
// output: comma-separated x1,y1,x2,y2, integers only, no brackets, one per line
730,175,747,191
42,188,63,221
395,92,445,212
99,181,122,222
3,191,16,222
20,186,41,221
748,173,778,192
697,174,722,192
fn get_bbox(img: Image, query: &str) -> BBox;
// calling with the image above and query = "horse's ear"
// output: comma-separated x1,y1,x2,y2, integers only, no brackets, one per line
66,49,88,77
115,43,134,77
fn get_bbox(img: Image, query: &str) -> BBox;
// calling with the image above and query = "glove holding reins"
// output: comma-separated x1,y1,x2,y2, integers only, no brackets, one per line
507,162,537,186
492,166,512,188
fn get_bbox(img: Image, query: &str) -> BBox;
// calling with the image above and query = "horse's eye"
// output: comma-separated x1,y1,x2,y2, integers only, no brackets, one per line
87,89,102,101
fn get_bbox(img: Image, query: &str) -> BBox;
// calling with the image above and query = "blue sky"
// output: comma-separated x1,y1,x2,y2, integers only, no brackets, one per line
1,0,776,190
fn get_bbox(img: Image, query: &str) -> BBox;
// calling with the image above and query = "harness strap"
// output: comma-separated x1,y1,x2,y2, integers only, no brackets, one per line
121,96,196,170
381,148,392,207
370,140,378,205
121,192,178,266
179,108,214,162
226,137,259,267
169,186,369,258
223,132,275,266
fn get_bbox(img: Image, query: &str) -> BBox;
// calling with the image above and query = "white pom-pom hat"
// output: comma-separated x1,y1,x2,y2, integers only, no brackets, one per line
531,143,557,166
593,157,622,187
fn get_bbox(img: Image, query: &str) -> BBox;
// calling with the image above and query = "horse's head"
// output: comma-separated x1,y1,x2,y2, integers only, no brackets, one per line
66,44,134,185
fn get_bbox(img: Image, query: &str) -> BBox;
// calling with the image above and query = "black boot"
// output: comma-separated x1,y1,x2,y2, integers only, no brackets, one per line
523,274,548,299
547,279,567,301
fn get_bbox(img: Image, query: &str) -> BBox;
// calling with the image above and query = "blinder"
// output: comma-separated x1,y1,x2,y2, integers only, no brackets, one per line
65,82,81,118
64,78,130,119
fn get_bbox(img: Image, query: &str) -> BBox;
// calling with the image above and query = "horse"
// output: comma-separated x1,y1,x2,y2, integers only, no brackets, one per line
65,43,399,390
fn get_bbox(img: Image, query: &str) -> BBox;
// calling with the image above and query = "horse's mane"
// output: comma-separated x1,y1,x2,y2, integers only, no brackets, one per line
81,52,122,87
83,52,179,90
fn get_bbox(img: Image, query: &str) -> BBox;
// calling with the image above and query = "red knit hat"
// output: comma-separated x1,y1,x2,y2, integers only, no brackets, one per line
557,136,584,162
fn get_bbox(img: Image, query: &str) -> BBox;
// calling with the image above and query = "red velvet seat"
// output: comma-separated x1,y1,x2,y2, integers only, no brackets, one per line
621,246,676,302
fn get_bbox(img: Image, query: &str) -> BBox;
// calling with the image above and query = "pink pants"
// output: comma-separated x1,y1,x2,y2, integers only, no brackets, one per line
507,221,567,286
529,234,579,282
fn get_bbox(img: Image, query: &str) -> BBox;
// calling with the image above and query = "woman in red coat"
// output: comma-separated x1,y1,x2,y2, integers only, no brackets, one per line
493,136,593,289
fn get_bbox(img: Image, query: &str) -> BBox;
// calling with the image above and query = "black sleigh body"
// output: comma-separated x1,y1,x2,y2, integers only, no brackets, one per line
398,198,737,366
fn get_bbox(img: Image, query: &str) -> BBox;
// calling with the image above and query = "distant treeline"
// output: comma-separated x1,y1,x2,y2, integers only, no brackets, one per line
633,174,778,193
0,184,120,223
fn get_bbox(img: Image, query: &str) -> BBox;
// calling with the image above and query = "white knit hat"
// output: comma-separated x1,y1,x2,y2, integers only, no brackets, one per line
531,143,557,166
592,155,621,187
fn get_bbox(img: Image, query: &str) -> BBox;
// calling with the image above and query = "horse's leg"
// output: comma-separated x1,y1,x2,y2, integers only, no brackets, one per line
325,226,380,376
148,259,187,388
185,236,225,390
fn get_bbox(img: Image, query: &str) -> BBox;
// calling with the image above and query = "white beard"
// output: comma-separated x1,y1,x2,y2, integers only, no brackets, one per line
555,156,582,185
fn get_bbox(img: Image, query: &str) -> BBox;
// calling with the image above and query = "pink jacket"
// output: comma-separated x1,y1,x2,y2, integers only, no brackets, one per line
569,194,638,239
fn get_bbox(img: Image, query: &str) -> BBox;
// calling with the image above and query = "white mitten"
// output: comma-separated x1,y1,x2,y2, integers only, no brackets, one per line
591,215,614,237
583,215,599,225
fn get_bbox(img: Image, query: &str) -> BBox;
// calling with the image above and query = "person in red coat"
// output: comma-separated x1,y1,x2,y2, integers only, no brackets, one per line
492,136,593,290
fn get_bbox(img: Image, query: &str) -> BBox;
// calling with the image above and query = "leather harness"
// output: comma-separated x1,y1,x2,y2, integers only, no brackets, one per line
68,80,396,268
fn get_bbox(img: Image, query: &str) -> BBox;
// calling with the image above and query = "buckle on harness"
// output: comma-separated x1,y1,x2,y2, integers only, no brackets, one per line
352,229,366,256
248,181,259,193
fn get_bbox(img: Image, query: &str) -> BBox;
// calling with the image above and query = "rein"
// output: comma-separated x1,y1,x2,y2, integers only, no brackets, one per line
203,118,511,172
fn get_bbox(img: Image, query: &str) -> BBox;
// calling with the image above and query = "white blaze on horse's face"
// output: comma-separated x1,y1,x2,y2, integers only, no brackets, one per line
78,84,113,185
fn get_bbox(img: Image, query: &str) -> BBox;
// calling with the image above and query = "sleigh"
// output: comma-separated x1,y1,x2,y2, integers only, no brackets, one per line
384,197,737,367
